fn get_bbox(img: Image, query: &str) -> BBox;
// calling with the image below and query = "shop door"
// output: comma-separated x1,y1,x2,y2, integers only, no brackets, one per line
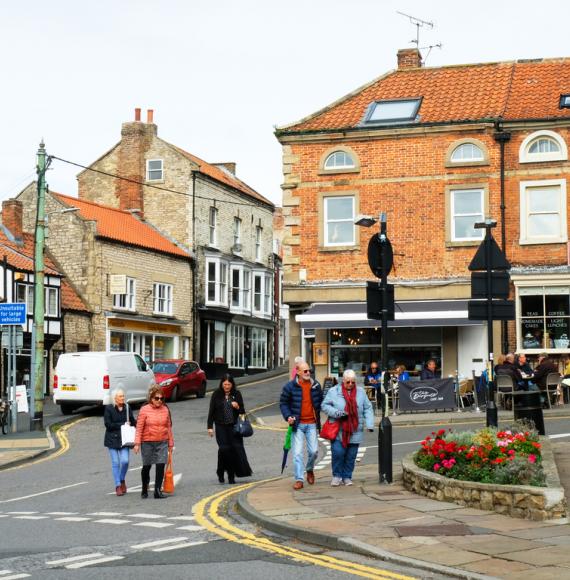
133,334,152,362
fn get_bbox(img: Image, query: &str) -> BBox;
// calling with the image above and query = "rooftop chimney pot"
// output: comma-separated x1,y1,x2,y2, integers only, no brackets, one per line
135,107,141,121
2,199,23,241
397,48,422,69
147,109,154,124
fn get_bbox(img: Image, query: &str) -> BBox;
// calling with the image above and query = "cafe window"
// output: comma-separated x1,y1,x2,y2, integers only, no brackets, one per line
250,327,267,368
520,179,567,245
518,286,570,350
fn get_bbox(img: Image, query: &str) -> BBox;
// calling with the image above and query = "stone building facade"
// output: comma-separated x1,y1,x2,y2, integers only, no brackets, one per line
77,109,277,376
276,48,570,384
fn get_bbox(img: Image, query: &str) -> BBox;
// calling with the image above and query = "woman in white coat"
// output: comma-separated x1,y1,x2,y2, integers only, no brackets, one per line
321,369,374,486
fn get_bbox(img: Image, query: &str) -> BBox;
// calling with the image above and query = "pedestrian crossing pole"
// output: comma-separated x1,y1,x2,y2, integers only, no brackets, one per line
30,141,49,431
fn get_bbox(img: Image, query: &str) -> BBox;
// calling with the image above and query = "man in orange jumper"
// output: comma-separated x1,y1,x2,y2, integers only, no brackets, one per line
279,361,323,490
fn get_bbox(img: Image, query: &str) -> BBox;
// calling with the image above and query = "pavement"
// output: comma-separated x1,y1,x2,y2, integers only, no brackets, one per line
4,369,570,579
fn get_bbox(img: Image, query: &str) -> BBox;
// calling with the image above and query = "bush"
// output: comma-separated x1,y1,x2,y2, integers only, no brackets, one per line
414,425,545,487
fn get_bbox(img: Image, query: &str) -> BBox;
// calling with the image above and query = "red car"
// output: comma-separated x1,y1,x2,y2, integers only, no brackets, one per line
151,360,207,402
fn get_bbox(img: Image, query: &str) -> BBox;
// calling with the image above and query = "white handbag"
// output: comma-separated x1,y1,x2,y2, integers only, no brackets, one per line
120,404,136,447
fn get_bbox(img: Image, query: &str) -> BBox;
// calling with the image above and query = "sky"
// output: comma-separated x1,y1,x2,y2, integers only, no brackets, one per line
2,0,570,207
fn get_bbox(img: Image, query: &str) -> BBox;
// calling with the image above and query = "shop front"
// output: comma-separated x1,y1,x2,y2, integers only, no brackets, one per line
107,316,190,363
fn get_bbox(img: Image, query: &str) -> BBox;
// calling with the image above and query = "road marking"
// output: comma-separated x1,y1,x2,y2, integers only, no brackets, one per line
153,540,207,552
133,521,174,528
0,573,31,579
168,515,195,521
6,511,38,515
55,516,91,522
66,555,124,569
13,515,49,520
94,518,131,525
176,524,203,532
47,553,104,565
128,513,164,519
131,537,188,549
108,473,182,494
549,433,570,439
45,511,78,515
88,511,123,516
0,482,88,504
194,480,416,580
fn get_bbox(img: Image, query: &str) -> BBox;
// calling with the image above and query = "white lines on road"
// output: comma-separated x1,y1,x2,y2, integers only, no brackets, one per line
0,482,88,504
55,516,91,522
45,511,78,515
94,518,131,525
133,521,174,528
88,511,123,516
176,525,204,532
131,537,188,549
549,433,570,439
46,553,104,566
6,511,38,515
66,555,124,569
13,515,49,520
128,513,164,519
153,540,207,552
0,573,31,579
168,515,195,521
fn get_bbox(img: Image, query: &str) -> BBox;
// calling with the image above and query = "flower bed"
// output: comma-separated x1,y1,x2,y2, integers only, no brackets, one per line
414,426,545,486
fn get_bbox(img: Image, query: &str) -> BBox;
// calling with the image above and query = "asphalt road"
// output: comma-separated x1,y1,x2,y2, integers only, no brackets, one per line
0,374,442,580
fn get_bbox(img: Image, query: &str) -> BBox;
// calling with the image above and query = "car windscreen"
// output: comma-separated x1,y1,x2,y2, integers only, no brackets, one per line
152,362,179,374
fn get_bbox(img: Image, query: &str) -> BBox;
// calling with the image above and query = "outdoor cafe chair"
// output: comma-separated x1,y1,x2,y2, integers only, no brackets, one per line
496,374,516,411
545,372,562,408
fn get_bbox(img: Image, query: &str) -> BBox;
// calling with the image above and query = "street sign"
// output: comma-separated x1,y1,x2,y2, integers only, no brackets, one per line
368,234,393,279
468,299,515,321
468,236,511,271
366,282,395,320
1,326,23,348
0,303,26,325
471,271,510,299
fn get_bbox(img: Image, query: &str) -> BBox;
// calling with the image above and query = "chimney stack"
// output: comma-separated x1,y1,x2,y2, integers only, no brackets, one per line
134,107,141,121
397,48,422,69
147,109,154,124
2,199,23,240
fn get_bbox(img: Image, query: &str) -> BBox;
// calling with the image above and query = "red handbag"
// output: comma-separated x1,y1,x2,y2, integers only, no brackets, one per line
320,418,340,441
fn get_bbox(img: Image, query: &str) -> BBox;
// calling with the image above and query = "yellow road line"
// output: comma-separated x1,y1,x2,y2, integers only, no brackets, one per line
2,418,87,472
194,480,416,580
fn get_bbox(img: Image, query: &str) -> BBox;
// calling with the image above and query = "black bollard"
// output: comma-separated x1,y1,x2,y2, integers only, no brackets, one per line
486,380,498,428
378,415,393,484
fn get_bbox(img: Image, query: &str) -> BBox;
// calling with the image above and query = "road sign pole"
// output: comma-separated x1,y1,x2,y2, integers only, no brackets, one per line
485,229,498,428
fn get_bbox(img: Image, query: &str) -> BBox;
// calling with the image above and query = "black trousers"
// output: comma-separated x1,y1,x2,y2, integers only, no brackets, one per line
215,422,252,479
141,463,165,491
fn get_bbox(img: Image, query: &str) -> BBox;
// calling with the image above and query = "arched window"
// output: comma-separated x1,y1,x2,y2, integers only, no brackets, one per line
324,151,355,170
450,143,484,162
519,130,567,163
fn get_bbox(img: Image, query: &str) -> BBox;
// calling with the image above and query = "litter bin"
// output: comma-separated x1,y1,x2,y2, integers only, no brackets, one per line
512,390,545,435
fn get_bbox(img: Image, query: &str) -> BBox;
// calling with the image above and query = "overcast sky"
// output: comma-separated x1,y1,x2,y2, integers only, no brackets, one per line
2,0,569,207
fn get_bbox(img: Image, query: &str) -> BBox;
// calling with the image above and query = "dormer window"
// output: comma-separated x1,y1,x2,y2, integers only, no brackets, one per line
363,98,421,125
147,159,163,181
519,130,567,163
560,94,570,108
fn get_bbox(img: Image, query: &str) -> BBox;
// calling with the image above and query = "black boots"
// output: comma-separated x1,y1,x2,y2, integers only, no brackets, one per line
141,465,150,499
154,490,167,499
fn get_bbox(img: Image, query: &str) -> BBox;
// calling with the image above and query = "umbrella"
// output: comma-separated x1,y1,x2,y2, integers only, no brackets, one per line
281,425,293,473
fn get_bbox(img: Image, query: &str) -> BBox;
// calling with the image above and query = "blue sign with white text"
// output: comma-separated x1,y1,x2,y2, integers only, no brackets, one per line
0,303,27,325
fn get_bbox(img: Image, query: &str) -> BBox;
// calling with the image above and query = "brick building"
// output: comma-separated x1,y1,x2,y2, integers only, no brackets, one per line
77,109,277,376
16,186,193,370
276,49,570,383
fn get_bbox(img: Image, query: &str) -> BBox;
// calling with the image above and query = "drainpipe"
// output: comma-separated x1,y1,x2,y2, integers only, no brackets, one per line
494,123,512,354
191,171,197,360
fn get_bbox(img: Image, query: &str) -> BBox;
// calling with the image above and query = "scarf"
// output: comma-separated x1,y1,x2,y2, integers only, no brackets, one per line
341,383,359,448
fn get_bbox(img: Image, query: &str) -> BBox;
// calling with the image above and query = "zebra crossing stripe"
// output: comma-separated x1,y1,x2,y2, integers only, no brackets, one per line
131,537,188,549
46,553,104,566
152,540,207,552
66,555,124,569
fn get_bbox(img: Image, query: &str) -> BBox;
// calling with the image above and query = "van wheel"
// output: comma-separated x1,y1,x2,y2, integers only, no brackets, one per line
60,404,75,416
169,386,179,403
197,382,207,398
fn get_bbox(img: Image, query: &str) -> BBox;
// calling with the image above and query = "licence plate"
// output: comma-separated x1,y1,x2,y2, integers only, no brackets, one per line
61,385,77,391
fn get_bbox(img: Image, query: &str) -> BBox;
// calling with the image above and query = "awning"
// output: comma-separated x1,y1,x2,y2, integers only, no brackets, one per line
296,300,482,329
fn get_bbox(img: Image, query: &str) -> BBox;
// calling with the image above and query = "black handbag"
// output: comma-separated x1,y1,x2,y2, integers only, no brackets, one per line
234,413,254,438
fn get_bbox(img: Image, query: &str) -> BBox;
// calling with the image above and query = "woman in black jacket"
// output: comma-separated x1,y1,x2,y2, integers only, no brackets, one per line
207,374,252,484
104,389,136,496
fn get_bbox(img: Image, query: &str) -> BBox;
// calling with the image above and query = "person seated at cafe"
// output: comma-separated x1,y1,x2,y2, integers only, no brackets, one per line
533,353,558,393
515,353,533,376
364,362,382,391
495,353,525,389
420,359,440,380
394,364,410,382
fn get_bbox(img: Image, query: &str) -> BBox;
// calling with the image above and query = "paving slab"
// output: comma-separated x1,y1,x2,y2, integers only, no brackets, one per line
501,546,570,566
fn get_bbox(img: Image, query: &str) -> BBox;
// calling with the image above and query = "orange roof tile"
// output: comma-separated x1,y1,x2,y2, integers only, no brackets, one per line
53,193,192,259
279,58,570,133
61,279,90,312
169,144,274,207
0,232,59,275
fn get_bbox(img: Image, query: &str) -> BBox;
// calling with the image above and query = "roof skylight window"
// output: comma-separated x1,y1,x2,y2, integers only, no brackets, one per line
560,94,570,109
363,98,422,124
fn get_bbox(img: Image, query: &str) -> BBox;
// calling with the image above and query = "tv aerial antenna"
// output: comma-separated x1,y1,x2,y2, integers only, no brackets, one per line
397,11,442,61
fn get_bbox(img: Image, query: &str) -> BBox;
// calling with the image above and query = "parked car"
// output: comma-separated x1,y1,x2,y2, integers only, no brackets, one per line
53,351,155,415
151,359,207,402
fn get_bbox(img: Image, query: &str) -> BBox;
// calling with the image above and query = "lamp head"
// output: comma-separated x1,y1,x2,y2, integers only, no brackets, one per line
355,214,377,228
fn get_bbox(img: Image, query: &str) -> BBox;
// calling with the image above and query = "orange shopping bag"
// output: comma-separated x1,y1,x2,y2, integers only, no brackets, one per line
163,449,175,494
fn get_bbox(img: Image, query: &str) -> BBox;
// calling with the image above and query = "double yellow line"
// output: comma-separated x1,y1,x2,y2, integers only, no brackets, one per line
194,480,416,580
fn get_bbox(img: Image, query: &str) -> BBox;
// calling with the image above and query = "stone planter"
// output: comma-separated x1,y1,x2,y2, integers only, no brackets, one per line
402,437,566,520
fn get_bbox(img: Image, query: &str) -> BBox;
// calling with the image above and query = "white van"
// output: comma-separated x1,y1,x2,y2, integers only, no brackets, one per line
53,352,155,415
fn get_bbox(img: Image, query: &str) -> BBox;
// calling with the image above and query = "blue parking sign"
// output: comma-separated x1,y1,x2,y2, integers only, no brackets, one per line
0,303,27,325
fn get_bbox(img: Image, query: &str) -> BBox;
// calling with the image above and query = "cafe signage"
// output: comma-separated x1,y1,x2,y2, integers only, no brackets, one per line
398,378,457,412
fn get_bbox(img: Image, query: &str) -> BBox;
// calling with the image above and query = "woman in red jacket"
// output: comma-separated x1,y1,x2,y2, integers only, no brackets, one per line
134,385,174,499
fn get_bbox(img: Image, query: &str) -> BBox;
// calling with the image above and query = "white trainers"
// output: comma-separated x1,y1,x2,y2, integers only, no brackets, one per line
330,476,342,487
343,478,353,486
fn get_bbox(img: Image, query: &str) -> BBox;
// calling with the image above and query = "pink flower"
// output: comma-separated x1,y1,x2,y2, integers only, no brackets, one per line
434,463,441,471
528,454,537,464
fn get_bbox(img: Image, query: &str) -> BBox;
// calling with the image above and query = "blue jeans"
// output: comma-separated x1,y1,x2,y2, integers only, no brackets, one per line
292,423,318,482
331,440,359,480
108,447,130,487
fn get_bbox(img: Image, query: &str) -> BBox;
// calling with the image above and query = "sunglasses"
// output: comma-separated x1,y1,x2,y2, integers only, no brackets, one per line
371,368,378,371
301,369,311,373
153,396,164,401
345,380,356,385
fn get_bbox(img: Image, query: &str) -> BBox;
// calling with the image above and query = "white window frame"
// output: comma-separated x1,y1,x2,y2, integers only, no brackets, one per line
255,226,262,262
324,151,355,170
450,143,484,163
209,207,218,246
450,188,485,242
45,287,59,317
113,277,136,311
16,283,34,314
324,196,355,247
233,217,242,246
253,273,262,313
153,282,173,315
519,130,568,163
264,275,272,315
146,159,164,181
205,257,229,307
250,327,267,369
228,323,245,368
519,179,567,245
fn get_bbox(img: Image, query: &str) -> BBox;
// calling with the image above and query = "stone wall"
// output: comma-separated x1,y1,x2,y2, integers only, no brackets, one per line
402,439,566,520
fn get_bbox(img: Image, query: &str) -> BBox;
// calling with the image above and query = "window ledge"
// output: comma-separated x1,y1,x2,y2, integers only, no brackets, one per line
445,160,488,168
317,167,360,176
445,240,482,248
146,178,165,184
319,245,360,253
519,238,568,246
112,308,138,314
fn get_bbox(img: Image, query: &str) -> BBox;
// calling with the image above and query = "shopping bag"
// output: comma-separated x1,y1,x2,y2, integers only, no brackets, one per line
163,449,175,494
233,414,254,438
120,423,136,447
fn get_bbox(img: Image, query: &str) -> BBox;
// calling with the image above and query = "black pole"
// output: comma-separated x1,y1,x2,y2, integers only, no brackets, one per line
485,228,498,427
